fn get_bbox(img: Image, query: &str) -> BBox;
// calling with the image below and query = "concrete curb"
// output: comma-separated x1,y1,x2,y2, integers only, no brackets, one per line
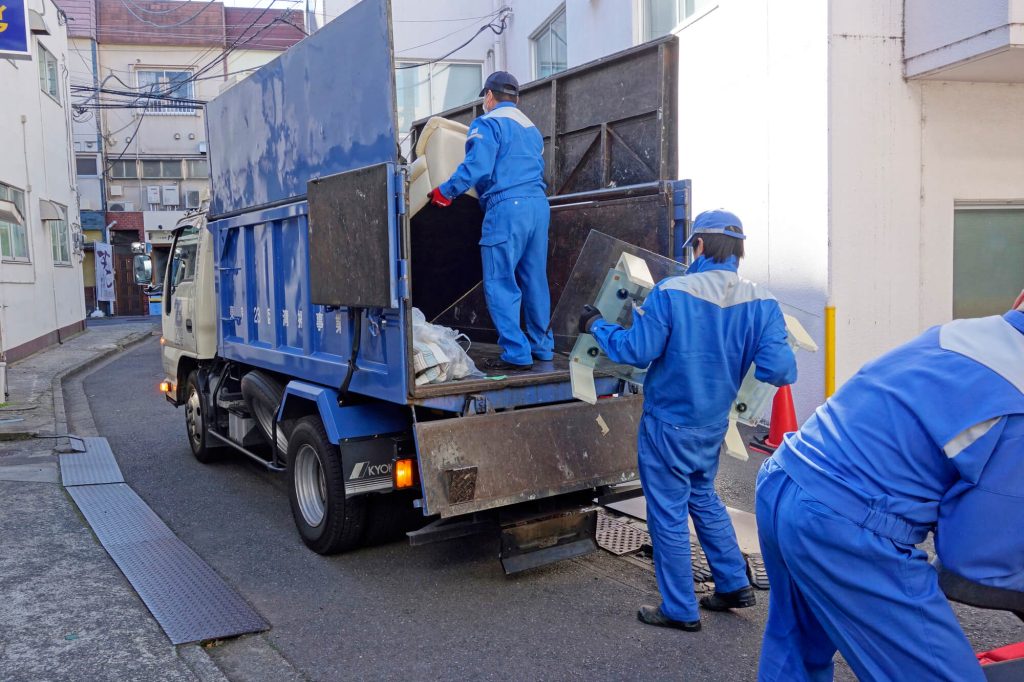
51,329,158,450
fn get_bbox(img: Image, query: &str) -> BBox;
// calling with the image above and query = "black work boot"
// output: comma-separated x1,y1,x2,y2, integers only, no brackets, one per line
699,586,757,612
637,605,701,632
483,358,533,372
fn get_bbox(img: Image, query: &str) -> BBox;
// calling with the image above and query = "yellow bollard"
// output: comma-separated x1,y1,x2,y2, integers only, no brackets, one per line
825,305,836,398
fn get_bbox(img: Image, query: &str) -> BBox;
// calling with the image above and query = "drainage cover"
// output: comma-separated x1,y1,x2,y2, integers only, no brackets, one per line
747,553,770,590
62,436,267,645
60,437,124,486
595,513,649,555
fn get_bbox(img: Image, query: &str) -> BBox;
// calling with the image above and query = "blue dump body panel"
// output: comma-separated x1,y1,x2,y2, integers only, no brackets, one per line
210,202,408,406
205,0,398,217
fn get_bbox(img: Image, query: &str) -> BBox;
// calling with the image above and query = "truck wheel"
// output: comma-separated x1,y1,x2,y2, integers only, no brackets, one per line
240,371,290,454
185,371,222,463
287,416,367,554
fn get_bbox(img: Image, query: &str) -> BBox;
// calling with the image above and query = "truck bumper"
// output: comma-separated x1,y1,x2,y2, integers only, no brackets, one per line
414,394,642,518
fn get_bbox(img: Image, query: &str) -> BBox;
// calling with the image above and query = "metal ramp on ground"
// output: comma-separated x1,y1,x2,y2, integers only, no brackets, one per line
599,491,770,590
60,437,267,644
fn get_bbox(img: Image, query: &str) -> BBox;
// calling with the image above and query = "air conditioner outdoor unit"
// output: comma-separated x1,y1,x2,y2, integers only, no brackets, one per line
109,185,123,196
185,190,201,209
109,202,134,212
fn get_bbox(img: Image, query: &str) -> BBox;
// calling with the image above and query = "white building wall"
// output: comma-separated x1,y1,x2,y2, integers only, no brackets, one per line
98,45,216,211
0,0,87,356
69,36,105,211
502,0,634,82
830,1,1024,384
672,3,830,418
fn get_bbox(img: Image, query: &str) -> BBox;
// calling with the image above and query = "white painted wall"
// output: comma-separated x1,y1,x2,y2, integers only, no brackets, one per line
918,83,1024,327
0,0,87,354
502,0,634,83
904,0,1022,77
830,1,1024,387
672,2,830,418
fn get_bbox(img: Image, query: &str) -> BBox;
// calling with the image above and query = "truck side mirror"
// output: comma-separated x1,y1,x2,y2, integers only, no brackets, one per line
133,254,153,285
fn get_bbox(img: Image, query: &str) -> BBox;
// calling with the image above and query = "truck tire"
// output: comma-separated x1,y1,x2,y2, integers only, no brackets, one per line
363,491,427,545
240,370,290,454
287,416,367,554
185,370,223,463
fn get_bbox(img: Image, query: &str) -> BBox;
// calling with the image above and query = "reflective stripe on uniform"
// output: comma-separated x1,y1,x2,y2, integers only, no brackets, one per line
483,106,536,129
940,316,1024,393
943,417,1000,459
659,270,776,309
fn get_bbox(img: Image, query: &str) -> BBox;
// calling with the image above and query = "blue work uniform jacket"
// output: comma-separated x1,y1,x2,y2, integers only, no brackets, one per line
590,255,797,428
438,102,547,211
775,311,1024,591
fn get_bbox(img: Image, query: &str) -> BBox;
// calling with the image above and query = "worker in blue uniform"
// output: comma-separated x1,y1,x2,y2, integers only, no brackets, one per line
756,292,1024,681
579,209,798,631
428,71,553,372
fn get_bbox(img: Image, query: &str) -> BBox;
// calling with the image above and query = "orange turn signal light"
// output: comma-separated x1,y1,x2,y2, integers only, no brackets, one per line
394,458,415,489
159,381,170,393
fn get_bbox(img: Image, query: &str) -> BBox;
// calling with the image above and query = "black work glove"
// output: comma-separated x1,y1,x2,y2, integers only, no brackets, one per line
579,305,602,334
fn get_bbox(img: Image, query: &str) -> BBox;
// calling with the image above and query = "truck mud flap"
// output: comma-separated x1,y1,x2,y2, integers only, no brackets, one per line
414,395,642,518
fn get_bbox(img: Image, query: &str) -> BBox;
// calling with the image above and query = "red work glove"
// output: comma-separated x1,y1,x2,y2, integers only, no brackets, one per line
428,187,452,208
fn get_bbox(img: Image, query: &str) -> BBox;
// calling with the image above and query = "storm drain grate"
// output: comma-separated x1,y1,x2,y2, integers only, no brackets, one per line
60,437,124,486
747,553,770,590
596,513,650,555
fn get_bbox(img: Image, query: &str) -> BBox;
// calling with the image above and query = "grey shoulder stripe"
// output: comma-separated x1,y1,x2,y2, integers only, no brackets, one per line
944,417,1000,459
484,107,536,129
660,271,777,308
940,316,1024,393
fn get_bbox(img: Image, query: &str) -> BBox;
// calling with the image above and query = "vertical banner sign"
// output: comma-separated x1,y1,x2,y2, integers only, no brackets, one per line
0,0,31,60
94,243,115,302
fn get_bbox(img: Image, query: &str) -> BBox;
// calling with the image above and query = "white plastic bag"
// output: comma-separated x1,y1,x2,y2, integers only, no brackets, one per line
411,308,483,385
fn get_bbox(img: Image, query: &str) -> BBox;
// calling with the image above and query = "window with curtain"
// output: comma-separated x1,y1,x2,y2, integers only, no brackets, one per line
394,61,483,132
0,183,29,261
110,160,138,179
49,212,71,265
641,0,715,41
186,159,209,179
142,159,183,179
531,7,567,79
38,43,60,102
137,69,196,114
953,208,1024,318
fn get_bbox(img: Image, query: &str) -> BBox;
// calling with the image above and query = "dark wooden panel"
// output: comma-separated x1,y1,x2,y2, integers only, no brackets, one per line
307,163,393,308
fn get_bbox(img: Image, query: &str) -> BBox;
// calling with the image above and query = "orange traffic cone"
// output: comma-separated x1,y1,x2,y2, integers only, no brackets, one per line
749,385,798,455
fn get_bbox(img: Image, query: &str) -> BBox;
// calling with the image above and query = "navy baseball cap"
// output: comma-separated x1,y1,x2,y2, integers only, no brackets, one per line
682,209,746,249
480,71,519,97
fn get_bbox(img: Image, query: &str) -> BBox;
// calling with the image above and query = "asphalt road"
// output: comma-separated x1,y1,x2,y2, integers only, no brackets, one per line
82,339,1019,681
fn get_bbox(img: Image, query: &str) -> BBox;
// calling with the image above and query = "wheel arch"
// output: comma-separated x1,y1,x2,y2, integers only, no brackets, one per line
277,382,411,445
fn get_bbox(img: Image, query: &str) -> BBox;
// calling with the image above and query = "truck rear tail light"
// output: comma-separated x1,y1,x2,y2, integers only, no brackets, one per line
394,458,415,489
159,381,170,393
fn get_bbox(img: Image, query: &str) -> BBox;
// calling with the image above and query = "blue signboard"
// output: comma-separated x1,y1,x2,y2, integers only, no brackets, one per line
0,0,31,60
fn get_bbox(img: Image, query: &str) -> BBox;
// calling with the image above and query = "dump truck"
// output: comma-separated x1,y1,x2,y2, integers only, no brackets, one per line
138,0,689,572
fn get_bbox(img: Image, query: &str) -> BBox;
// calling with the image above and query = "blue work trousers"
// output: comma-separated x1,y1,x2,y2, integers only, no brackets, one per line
755,458,984,682
480,196,554,365
638,414,750,622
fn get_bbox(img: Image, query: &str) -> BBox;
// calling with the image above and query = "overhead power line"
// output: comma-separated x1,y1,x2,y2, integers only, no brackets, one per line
395,7,511,70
